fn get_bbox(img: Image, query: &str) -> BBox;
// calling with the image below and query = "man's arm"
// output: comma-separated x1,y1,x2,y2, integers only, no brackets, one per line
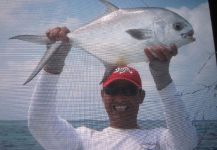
28,27,82,150
145,45,198,150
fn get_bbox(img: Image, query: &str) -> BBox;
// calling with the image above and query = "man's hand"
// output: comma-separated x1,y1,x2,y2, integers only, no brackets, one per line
144,44,177,90
46,26,70,42
44,27,71,74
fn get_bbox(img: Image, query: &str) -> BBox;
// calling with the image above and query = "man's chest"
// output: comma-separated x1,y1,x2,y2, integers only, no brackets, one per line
81,131,160,150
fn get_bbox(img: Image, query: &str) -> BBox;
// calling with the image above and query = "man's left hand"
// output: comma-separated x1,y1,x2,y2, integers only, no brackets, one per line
144,44,177,90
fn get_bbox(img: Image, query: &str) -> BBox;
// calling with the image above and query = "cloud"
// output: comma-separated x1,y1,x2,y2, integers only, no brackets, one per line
0,0,81,38
0,0,57,27
45,17,81,31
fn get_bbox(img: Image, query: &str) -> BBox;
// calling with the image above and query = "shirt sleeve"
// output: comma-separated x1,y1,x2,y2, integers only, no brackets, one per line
28,70,82,150
158,82,198,150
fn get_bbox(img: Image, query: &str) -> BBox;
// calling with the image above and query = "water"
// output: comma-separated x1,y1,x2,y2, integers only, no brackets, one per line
0,120,216,150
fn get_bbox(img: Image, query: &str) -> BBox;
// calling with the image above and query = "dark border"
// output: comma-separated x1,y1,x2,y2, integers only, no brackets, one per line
208,0,217,64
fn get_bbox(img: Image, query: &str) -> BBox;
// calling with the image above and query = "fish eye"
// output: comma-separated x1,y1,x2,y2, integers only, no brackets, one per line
173,22,184,31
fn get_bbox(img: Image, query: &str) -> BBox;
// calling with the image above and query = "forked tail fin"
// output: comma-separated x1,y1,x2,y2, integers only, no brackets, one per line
10,35,66,85
23,41,65,85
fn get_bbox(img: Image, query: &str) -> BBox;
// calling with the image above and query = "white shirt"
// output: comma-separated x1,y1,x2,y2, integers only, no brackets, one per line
28,71,198,150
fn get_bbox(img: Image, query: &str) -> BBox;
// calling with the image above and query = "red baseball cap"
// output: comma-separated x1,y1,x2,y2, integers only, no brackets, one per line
102,66,142,88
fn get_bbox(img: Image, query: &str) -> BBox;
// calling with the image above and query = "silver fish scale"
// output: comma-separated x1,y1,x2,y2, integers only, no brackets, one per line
68,9,158,64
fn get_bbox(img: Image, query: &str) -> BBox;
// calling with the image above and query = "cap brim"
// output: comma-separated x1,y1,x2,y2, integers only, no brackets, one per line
103,77,141,88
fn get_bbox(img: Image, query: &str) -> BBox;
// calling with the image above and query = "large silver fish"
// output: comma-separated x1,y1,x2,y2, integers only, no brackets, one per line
10,0,195,85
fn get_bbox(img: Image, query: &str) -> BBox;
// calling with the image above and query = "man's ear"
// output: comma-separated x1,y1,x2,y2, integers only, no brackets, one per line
101,89,105,103
139,89,145,104
101,89,104,98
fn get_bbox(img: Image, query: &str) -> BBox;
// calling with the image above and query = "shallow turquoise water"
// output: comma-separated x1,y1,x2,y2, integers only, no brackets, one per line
0,120,216,150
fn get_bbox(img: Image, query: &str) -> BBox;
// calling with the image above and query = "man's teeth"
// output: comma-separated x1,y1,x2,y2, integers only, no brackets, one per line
114,106,128,111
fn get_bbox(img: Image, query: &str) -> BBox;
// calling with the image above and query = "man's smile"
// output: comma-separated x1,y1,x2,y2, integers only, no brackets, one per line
112,105,129,112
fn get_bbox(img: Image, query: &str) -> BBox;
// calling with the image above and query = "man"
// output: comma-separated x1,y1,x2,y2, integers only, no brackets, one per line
28,27,198,150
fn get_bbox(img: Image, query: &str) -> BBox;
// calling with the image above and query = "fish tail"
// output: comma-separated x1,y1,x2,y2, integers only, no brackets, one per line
23,41,64,85
9,35,52,45
10,33,73,85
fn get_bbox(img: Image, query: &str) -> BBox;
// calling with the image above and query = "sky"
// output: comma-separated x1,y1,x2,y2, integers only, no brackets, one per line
0,0,216,120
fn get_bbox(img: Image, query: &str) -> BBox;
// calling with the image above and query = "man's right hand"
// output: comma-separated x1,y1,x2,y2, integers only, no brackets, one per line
44,27,71,74
46,27,70,42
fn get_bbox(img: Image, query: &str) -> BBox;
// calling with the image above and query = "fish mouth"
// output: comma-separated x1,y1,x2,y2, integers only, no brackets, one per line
181,30,195,41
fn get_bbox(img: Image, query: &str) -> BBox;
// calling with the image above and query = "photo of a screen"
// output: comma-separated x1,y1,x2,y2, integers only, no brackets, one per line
0,0,216,149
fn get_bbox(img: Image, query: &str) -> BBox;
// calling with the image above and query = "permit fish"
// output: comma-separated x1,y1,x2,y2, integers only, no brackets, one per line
10,0,195,85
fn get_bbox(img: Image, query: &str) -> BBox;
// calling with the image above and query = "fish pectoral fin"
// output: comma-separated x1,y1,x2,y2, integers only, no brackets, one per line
100,65,117,85
23,41,63,85
9,35,52,45
99,0,119,13
126,29,153,40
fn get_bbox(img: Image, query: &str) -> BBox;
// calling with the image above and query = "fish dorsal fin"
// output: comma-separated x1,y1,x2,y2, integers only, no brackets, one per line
126,29,153,40
99,0,119,13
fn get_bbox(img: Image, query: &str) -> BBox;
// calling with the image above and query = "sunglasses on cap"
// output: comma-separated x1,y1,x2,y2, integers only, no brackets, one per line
103,84,141,96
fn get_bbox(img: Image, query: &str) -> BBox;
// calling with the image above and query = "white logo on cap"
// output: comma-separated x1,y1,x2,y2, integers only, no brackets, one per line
114,67,133,74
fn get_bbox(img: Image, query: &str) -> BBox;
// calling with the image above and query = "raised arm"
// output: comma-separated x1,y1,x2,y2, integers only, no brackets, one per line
28,27,82,150
145,45,198,150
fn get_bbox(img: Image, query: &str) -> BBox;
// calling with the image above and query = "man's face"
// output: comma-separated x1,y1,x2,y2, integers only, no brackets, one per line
101,80,145,129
